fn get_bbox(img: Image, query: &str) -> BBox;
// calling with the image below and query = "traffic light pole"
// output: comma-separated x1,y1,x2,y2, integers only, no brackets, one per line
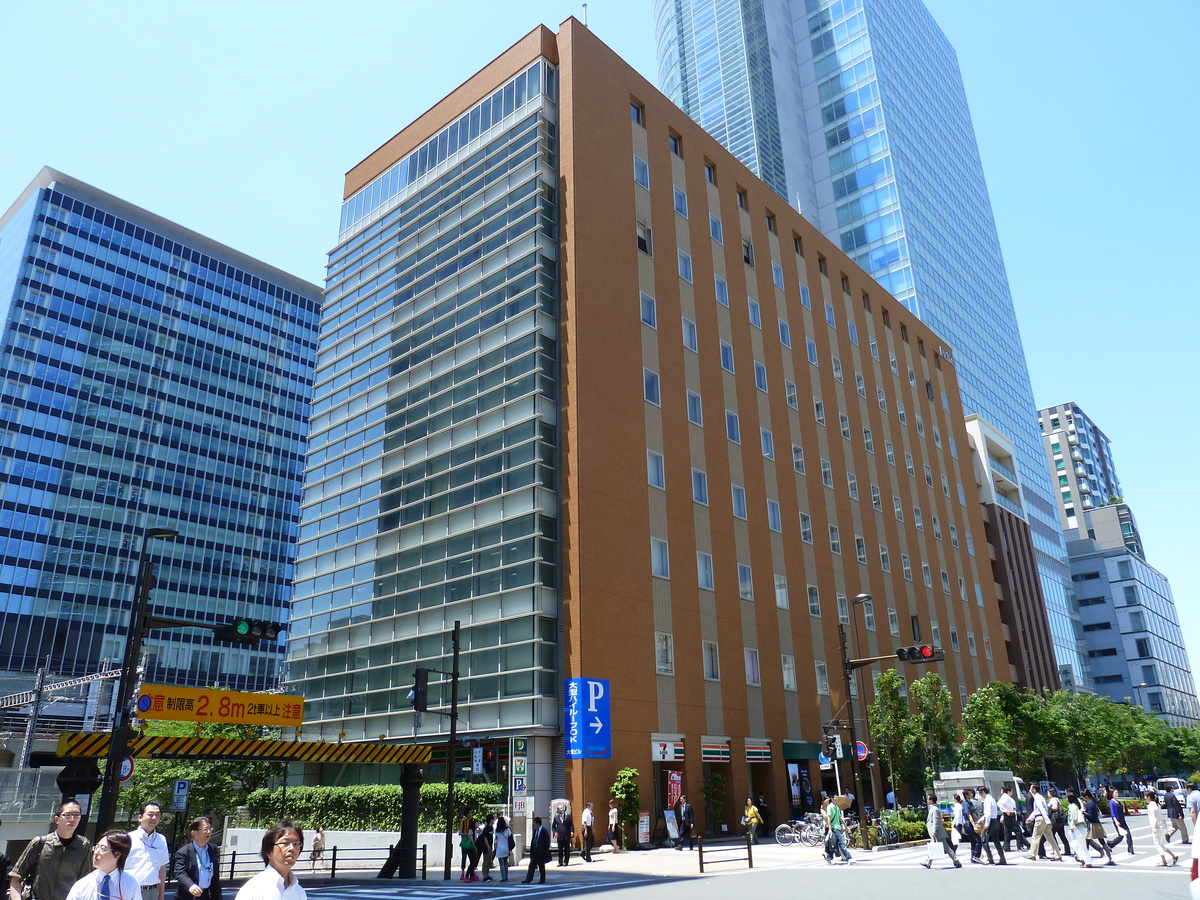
837,624,867,845
442,621,461,881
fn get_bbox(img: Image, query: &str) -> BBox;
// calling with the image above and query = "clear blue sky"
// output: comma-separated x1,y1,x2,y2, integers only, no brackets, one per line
2,1,1197,687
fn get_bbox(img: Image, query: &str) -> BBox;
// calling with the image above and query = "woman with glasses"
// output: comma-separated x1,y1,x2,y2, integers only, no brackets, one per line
234,823,305,900
171,817,221,900
64,832,137,900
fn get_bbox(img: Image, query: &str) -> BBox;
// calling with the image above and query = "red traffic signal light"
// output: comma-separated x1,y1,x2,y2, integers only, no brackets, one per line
896,645,944,663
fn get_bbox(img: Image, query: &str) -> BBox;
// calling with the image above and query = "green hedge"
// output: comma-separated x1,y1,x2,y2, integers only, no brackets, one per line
239,782,504,832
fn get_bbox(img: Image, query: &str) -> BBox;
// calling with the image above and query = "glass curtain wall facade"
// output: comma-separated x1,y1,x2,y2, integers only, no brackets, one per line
655,0,1089,688
0,170,319,711
288,61,562,742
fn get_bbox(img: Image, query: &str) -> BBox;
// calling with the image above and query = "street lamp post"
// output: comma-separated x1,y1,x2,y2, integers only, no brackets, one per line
93,527,178,836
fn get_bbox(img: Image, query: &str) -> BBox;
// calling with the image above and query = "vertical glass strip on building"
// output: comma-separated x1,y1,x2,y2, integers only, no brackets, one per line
0,172,319,720
289,60,561,742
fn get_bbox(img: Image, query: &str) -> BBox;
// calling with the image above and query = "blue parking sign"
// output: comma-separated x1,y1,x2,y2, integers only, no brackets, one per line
565,678,610,759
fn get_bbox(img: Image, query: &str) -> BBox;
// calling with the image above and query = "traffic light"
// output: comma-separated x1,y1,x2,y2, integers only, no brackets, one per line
412,667,430,712
822,733,838,757
896,645,945,663
482,747,497,775
214,619,283,644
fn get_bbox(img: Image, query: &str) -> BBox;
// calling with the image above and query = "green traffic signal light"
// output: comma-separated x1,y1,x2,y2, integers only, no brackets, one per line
235,620,251,636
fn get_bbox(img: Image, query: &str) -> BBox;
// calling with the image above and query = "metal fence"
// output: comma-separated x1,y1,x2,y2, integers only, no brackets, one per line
0,768,63,822
219,844,427,881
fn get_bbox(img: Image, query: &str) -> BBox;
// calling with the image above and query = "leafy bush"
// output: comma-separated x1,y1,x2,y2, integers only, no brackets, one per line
239,782,504,832
895,821,927,842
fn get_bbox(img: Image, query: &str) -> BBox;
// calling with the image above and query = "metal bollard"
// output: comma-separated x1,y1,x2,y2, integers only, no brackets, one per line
227,851,236,882
330,846,337,879
746,831,754,868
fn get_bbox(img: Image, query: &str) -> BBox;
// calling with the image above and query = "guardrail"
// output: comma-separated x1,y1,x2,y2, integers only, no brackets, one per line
220,844,427,881
697,835,753,873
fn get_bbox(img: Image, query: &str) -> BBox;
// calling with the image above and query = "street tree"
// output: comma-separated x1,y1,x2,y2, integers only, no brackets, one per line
909,672,957,782
867,669,919,798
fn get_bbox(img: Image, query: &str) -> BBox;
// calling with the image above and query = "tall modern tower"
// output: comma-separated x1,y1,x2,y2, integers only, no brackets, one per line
0,169,320,729
655,0,1089,688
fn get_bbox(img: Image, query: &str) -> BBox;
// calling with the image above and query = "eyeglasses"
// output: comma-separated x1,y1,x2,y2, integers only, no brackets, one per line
58,813,82,819
95,845,112,854
274,841,302,850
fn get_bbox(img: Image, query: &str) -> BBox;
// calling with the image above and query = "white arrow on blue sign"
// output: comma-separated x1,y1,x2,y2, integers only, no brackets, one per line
565,678,611,759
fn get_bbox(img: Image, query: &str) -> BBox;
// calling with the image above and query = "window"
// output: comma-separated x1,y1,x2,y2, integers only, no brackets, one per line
949,628,960,652
856,373,866,397
725,410,740,443
703,641,720,679
651,538,670,577
898,402,907,425
983,637,992,660
966,533,974,556
682,317,698,351
818,255,827,275
922,564,932,587
863,600,876,631
814,398,825,425
772,262,784,289
932,517,942,540
905,453,915,476
745,648,761,686
933,425,941,448
631,101,645,125
677,250,693,282
800,283,811,309
704,161,716,183
878,389,887,412
767,499,782,531
648,450,665,488
871,484,882,511
761,429,775,460
669,132,682,156
924,464,933,486
792,444,805,474
832,356,843,382
738,563,754,599
686,390,703,425
709,214,723,243
697,551,714,590
889,353,898,373
888,607,900,637
754,361,768,391
821,458,833,487
829,525,841,554
720,341,735,372
941,570,950,594
636,220,652,255
911,615,922,642
807,338,819,365
914,506,923,530
848,321,859,345
785,380,798,409
942,474,950,497
1135,637,1151,658
807,584,821,616
916,415,925,437
794,234,803,254
779,320,791,347
879,545,890,571
782,654,797,691
840,414,851,439
706,274,728,312
967,632,977,657
640,292,657,327
633,154,649,187
766,212,777,234
736,188,747,209
847,472,859,500
863,428,874,452
893,496,904,521
855,535,867,563
800,512,813,543
931,621,942,647
815,661,830,695
643,368,660,405
959,578,967,602
731,484,747,519
870,338,879,360
901,554,912,581
673,186,688,217
837,593,850,625
692,468,709,504
655,632,674,675
742,238,755,266
949,525,958,548
748,298,761,327
775,574,789,608
825,302,836,327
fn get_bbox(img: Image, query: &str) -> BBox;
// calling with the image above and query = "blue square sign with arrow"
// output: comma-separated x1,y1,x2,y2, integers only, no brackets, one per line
565,678,610,759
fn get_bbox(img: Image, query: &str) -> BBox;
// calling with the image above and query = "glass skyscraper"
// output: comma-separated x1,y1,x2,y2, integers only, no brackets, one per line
0,169,320,717
655,0,1089,687
287,60,562,746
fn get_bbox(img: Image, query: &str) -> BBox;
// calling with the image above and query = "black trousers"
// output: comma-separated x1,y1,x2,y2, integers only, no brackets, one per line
557,838,571,866
1003,814,1029,850
583,828,594,861
985,819,1006,863
523,857,546,883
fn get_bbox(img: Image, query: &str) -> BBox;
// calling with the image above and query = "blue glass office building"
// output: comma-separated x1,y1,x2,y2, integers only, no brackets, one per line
655,0,1089,687
0,169,320,711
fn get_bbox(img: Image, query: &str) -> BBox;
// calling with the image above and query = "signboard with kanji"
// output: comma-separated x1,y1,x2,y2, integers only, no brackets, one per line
136,684,304,727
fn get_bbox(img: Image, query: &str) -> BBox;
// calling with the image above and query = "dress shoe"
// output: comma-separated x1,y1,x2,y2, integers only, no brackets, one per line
921,860,931,869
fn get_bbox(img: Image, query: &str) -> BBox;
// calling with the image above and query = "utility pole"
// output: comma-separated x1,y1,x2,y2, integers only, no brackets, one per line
19,660,49,767
838,624,867,840
442,621,461,881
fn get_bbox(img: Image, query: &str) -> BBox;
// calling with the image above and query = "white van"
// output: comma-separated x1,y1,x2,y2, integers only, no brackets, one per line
1157,777,1187,803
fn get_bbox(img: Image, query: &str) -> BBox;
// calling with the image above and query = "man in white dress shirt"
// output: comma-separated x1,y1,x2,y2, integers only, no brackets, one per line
234,823,305,900
125,804,169,900
1023,785,1061,861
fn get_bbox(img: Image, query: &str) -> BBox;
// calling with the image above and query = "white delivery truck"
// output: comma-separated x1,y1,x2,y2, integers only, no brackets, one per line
933,770,1027,811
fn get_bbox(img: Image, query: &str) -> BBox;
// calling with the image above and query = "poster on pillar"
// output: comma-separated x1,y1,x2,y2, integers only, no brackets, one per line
565,677,611,759
787,763,801,808
667,770,683,809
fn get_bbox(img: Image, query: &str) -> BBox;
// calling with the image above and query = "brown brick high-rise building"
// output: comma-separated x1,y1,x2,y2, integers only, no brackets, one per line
290,19,1008,838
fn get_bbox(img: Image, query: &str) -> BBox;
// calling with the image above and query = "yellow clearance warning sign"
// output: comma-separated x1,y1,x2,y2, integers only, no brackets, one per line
136,684,304,727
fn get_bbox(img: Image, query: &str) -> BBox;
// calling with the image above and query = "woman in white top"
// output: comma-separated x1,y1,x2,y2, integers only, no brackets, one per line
1145,790,1179,867
66,831,140,900
1065,790,1091,866
493,816,513,882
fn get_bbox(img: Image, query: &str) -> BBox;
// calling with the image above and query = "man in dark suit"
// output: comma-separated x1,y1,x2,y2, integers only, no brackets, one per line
674,795,695,850
521,817,550,885
171,816,222,900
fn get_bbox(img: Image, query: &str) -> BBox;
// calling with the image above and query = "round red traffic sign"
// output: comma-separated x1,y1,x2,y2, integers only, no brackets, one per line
119,756,135,782
855,741,869,761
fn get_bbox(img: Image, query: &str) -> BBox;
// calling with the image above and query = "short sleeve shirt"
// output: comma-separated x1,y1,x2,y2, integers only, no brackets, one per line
12,833,94,900
582,808,594,829
1187,790,1200,818
125,830,170,887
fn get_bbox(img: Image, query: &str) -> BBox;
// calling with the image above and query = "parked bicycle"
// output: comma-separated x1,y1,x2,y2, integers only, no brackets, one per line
774,813,825,846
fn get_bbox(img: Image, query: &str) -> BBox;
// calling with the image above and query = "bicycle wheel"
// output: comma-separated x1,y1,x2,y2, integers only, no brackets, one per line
775,823,798,846
800,824,824,846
